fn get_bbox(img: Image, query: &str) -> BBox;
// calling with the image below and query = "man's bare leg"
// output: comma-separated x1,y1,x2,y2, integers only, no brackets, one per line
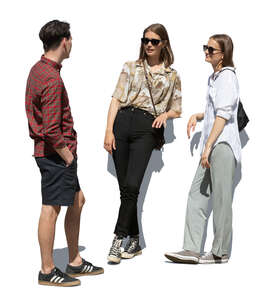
65,190,85,266
38,205,61,273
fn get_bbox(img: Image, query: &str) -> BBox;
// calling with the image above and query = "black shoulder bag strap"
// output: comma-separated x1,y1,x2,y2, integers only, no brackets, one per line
142,60,165,150
142,60,158,117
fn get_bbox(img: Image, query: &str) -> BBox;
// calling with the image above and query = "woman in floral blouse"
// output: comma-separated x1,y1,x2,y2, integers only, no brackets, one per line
104,23,182,264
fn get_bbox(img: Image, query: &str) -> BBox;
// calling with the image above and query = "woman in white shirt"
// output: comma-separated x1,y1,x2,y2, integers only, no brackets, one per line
165,34,241,264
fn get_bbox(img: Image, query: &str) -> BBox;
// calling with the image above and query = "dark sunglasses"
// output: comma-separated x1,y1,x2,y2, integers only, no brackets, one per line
141,37,162,46
203,45,222,55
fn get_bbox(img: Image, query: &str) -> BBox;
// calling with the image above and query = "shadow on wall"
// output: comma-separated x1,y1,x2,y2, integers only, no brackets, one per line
107,119,176,249
53,246,86,272
188,129,250,255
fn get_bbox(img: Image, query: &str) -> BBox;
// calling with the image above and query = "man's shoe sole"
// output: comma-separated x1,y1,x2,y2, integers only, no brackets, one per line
165,253,199,264
67,268,104,277
38,280,80,287
121,250,142,259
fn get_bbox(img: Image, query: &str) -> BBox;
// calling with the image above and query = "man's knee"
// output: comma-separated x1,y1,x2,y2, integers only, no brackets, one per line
41,205,61,219
75,190,85,208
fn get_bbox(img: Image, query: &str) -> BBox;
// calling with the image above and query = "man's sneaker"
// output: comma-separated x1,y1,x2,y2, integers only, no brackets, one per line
107,235,123,264
121,236,142,259
38,267,80,287
199,252,229,264
66,258,104,277
164,250,200,264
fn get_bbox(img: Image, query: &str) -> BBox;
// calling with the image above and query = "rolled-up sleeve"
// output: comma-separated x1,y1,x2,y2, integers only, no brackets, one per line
169,73,182,114
112,62,131,103
214,72,238,121
41,79,66,149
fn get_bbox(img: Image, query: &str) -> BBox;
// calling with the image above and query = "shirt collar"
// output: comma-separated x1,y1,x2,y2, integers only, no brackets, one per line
136,59,172,74
41,55,62,71
212,66,236,80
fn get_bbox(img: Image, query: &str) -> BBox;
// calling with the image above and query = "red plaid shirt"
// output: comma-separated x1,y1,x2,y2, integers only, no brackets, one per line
25,56,77,157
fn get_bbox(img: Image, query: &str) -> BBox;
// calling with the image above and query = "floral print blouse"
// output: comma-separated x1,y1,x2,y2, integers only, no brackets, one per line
112,59,182,116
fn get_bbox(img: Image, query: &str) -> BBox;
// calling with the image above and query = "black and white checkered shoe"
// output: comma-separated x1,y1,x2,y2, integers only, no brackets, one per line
38,267,80,287
66,258,104,277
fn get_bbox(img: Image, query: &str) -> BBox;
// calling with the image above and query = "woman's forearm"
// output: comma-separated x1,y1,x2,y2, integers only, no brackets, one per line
106,97,120,133
205,116,226,149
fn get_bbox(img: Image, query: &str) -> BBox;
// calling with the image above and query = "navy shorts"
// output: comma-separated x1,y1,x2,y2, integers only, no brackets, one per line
35,154,80,206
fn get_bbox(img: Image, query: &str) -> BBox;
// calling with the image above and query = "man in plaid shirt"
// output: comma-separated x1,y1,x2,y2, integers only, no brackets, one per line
25,20,103,287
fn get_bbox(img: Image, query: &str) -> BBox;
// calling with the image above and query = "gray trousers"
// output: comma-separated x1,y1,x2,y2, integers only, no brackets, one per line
183,143,236,257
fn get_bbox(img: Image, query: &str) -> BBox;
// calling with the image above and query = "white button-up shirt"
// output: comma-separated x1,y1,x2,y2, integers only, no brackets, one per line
199,67,242,163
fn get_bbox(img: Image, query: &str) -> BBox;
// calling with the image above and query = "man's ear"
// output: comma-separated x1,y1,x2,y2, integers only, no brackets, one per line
61,37,67,48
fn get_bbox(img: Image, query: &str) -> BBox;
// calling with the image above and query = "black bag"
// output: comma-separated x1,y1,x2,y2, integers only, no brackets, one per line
216,68,249,132
237,101,249,132
143,61,165,150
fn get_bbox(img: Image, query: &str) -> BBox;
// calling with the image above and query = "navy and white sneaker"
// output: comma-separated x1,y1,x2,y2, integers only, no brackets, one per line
38,267,80,287
66,258,104,277
121,236,142,259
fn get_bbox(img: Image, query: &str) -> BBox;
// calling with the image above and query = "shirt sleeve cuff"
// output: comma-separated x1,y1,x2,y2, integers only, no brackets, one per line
216,109,232,121
52,137,66,149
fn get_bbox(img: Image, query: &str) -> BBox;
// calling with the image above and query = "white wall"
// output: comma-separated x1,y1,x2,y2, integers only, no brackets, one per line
1,0,274,299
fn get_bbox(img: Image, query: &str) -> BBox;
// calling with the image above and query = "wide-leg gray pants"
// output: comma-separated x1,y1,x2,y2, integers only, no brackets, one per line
183,142,236,257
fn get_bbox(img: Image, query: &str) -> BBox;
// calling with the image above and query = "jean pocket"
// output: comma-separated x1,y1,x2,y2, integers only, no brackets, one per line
142,111,155,121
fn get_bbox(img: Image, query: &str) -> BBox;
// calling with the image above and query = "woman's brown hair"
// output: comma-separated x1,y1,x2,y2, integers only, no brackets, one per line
139,23,174,67
210,34,234,67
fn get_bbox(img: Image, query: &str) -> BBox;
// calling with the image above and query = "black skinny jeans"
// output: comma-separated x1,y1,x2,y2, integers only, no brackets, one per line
112,106,156,237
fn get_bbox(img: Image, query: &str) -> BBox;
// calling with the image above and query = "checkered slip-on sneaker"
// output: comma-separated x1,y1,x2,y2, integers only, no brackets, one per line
164,250,200,264
38,267,80,287
121,236,142,259
199,252,229,264
66,258,104,277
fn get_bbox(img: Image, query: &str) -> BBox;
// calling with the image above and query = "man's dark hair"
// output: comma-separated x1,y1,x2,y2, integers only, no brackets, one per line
39,20,71,52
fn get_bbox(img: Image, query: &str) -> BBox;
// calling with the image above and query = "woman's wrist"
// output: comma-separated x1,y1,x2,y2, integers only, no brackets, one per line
166,110,180,119
106,128,113,134
196,113,204,121
205,142,212,150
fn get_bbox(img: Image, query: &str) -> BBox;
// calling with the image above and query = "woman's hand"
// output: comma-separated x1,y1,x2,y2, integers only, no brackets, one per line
152,112,168,128
187,114,198,139
104,130,116,154
201,145,212,168
187,113,204,138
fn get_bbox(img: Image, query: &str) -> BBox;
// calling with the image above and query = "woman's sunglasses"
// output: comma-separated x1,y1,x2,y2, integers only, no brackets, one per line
141,37,162,46
203,45,222,55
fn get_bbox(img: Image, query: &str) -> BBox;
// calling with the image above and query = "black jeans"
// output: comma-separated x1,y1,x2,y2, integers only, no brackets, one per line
112,106,156,237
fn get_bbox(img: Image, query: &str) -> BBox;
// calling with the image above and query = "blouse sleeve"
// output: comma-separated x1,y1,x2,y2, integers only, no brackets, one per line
168,72,182,114
112,62,131,103
214,71,238,121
